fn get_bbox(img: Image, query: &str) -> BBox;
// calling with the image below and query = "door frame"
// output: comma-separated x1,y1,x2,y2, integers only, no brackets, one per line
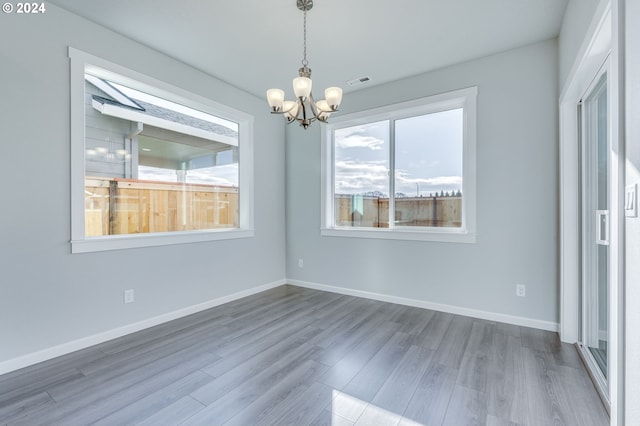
559,0,624,423
559,0,611,345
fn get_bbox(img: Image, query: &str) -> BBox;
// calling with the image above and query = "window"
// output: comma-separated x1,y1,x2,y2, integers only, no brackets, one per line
321,87,476,243
70,48,254,253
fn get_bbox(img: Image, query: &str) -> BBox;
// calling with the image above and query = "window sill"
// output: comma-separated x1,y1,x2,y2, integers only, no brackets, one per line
320,227,476,243
71,228,254,253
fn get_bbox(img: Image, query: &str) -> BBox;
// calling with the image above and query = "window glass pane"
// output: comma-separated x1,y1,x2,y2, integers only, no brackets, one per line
334,121,390,228
84,73,239,237
394,108,463,228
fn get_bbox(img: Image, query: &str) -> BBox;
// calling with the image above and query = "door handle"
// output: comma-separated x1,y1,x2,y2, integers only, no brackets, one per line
596,210,609,245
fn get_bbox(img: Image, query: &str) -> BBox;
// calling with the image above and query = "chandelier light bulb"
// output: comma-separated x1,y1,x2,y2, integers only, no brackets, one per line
325,87,343,110
266,88,285,111
316,100,331,112
293,77,312,100
283,101,299,121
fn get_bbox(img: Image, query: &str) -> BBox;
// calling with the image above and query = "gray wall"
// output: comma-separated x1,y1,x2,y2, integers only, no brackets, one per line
286,39,559,324
625,0,640,422
0,5,286,364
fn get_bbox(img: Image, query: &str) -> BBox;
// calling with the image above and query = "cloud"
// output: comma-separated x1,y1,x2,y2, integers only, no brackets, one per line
336,161,387,174
335,160,388,194
335,162,462,196
395,170,462,195
395,170,462,187
335,134,385,151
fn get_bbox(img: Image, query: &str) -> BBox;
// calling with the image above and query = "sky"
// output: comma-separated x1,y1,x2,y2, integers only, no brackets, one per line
138,163,238,187
334,108,463,197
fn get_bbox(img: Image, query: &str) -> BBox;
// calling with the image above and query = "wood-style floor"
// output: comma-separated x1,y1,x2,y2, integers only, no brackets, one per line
0,285,608,425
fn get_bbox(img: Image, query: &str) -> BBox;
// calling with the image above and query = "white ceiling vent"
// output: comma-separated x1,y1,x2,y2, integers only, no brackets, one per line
346,76,372,87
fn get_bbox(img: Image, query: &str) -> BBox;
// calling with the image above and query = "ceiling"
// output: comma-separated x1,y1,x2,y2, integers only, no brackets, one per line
50,0,569,99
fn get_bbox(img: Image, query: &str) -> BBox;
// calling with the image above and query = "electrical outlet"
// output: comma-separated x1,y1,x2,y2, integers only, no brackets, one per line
516,284,526,297
298,258,304,268
124,289,135,304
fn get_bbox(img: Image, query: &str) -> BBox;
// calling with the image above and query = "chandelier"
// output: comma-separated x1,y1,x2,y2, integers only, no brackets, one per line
266,0,343,129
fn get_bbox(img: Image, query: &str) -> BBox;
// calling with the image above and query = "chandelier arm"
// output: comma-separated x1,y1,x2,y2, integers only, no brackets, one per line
269,107,286,115
308,93,319,117
300,98,308,122
293,99,302,121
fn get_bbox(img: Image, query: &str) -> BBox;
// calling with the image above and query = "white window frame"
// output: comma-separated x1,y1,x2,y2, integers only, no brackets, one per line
69,47,254,253
321,87,477,243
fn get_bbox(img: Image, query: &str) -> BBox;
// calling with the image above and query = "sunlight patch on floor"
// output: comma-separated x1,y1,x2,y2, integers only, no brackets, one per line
331,389,424,425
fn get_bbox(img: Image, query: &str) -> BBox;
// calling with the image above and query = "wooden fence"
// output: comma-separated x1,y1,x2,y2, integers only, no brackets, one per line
335,194,462,228
85,177,238,236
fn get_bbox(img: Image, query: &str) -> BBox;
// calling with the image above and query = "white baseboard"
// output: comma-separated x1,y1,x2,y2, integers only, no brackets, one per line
288,279,559,333
1,277,560,376
0,279,286,376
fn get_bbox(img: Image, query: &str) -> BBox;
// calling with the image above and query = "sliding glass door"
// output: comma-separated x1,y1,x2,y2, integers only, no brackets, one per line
579,67,609,396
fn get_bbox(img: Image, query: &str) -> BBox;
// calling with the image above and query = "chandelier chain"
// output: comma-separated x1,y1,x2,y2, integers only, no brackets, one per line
302,5,308,66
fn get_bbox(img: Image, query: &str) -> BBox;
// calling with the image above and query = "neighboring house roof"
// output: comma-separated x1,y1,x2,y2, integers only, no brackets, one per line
86,76,238,146
85,74,144,111
131,98,237,139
